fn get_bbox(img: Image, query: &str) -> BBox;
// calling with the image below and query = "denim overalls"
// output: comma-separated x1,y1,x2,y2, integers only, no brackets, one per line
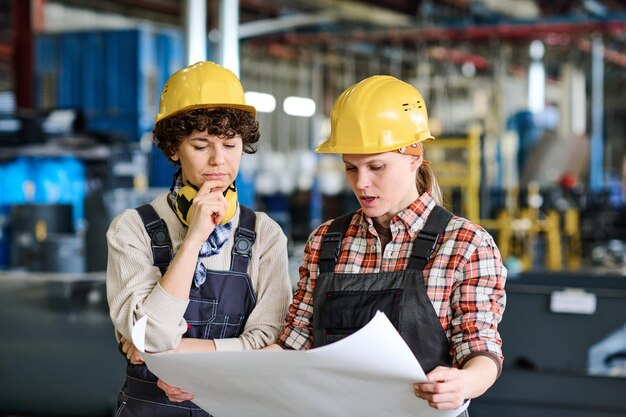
114,205,257,417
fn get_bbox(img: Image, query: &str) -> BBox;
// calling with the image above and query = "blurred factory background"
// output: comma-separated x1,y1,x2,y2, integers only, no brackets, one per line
1,0,626,416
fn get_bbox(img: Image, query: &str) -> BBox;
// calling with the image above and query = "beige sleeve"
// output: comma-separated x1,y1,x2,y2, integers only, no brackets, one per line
106,209,189,352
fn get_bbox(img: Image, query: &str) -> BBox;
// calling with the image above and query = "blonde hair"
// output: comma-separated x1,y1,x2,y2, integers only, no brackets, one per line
416,163,443,206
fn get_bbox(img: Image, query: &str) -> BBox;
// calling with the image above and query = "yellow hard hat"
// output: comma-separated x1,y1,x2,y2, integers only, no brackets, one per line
316,75,433,154
155,61,256,123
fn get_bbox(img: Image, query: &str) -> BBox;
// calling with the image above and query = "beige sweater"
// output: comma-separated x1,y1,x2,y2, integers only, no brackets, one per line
106,192,292,353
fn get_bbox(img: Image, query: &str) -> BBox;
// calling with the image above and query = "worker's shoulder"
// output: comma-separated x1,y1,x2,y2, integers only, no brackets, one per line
445,214,495,247
107,192,169,236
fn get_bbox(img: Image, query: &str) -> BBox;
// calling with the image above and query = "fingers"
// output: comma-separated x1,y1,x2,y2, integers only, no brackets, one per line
119,337,144,364
127,346,144,365
192,181,226,224
120,336,132,354
426,365,458,382
414,383,464,410
414,367,465,410
157,379,194,403
197,179,227,194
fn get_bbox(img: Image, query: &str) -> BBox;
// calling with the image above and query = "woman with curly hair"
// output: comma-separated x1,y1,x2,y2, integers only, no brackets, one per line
106,61,292,416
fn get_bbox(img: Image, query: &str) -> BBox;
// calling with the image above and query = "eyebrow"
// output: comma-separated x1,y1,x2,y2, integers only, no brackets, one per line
342,158,385,165
189,136,237,143
189,136,209,143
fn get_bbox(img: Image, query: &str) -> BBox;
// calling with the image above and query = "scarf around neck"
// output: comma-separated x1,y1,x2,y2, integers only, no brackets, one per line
168,169,233,287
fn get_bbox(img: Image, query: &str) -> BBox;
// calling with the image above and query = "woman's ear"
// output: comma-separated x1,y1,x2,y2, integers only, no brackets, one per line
170,151,179,162
410,155,423,172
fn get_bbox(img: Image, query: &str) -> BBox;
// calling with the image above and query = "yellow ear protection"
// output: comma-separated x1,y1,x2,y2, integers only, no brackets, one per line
175,182,238,226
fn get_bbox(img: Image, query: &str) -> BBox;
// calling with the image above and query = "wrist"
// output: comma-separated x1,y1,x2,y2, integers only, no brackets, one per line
180,238,204,253
178,338,216,353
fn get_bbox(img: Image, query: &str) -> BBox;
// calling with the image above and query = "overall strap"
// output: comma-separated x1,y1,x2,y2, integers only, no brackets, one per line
318,212,355,274
230,205,257,273
136,204,172,276
407,206,454,271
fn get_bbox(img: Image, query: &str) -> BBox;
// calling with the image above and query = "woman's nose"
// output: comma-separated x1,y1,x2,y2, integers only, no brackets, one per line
209,146,225,165
355,172,371,189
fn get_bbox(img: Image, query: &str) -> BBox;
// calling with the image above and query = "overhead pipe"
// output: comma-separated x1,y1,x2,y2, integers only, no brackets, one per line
276,18,626,44
428,47,490,70
250,18,626,70
239,11,338,39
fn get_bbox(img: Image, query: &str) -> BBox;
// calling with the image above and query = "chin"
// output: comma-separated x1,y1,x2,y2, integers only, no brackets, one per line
361,207,383,218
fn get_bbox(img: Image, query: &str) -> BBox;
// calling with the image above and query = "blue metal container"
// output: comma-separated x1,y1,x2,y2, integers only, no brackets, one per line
82,31,107,115
35,28,185,189
35,28,183,145
58,33,84,109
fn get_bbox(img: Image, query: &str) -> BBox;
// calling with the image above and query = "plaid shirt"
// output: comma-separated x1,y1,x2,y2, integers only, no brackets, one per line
279,192,507,372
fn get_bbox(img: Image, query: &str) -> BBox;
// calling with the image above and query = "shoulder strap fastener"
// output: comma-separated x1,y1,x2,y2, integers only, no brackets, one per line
411,231,438,261
136,204,173,275
233,227,256,258
318,211,355,274
230,205,257,273
144,218,171,246
407,205,453,271
319,232,342,262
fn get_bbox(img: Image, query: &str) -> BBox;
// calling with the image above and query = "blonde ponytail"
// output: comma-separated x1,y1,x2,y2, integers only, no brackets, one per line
416,163,443,206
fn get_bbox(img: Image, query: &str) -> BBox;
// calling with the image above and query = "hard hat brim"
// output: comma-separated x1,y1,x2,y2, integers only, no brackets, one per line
155,103,257,123
315,135,434,154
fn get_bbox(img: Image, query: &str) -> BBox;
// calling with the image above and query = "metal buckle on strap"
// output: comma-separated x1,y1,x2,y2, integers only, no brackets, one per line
411,232,439,261
144,219,171,246
419,231,438,242
320,232,342,261
233,228,256,258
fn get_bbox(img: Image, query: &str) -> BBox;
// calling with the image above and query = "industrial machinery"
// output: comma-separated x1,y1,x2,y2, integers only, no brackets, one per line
426,128,583,272
471,271,626,417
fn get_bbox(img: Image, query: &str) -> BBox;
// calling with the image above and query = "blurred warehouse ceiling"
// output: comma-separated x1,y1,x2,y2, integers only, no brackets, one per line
43,0,626,26
4,1,626,73
4,0,626,114
35,0,626,77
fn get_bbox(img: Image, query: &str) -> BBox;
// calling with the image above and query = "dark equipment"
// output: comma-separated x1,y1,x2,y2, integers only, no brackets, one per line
0,272,124,417
9,204,77,272
471,271,626,417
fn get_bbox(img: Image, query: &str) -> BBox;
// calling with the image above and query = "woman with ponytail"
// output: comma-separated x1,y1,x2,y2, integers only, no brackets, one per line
271,75,507,415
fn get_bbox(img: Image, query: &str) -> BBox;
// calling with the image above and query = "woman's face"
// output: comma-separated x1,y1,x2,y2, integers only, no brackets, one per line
171,130,243,192
343,151,422,226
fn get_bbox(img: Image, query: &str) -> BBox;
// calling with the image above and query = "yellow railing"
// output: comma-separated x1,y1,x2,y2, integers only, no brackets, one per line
427,128,582,272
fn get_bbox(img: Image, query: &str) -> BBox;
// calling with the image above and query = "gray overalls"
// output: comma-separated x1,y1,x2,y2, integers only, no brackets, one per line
312,206,469,416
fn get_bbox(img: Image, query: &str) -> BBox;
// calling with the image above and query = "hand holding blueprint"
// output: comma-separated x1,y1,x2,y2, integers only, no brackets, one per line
132,311,469,417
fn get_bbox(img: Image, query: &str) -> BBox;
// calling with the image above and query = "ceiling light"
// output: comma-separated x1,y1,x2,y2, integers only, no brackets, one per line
245,91,276,113
283,96,316,117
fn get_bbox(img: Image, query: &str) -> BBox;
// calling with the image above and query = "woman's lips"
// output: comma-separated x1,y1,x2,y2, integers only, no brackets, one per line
204,173,226,179
359,196,377,207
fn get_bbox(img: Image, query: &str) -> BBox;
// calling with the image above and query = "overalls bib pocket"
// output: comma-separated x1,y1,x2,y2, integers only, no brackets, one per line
320,289,403,343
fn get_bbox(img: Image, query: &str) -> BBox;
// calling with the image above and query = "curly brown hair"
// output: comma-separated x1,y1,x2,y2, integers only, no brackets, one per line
153,107,260,163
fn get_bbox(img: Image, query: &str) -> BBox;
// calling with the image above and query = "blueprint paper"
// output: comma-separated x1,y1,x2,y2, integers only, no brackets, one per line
132,311,469,417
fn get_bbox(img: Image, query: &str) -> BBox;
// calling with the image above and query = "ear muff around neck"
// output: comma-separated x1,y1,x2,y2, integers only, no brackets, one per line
175,182,238,226
222,183,238,224
175,183,198,226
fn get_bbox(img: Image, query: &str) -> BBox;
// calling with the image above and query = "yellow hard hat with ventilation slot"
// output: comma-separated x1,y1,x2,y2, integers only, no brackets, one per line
316,75,433,154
